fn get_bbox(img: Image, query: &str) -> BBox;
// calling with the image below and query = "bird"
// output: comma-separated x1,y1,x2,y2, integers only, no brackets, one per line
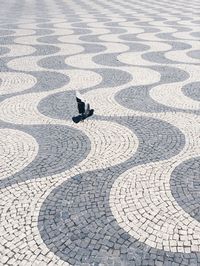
72,91,94,123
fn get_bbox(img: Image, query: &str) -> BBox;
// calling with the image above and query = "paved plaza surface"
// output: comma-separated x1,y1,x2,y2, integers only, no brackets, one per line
0,0,200,265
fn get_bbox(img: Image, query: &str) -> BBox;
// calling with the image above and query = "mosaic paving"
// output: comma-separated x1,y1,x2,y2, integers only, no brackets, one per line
0,0,200,265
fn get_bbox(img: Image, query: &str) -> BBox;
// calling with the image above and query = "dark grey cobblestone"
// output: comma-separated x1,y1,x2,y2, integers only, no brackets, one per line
170,157,200,222
39,116,186,264
182,82,200,101
0,122,91,188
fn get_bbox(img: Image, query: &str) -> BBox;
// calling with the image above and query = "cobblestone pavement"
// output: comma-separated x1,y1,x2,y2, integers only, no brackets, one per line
0,0,200,265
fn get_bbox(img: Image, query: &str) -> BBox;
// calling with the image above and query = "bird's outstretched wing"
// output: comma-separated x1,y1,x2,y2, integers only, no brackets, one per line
76,91,90,115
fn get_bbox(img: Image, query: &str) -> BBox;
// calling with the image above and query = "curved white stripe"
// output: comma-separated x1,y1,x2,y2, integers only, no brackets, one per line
14,35,43,45
0,92,56,124
7,56,45,71
60,69,102,90
172,31,200,40
1,44,36,57
83,66,161,116
150,83,200,110
0,129,39,180
54,43,84,55
0,179,70,265
165,49,200,64
0,72,37,95
117,42,172,66
65,54,100,69
76,120,139,171
110,114,200,253
150,65,200,110
11,29,36,36
137,26,177,41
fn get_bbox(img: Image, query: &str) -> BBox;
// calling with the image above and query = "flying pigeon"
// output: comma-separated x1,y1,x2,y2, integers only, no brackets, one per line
72,91,94,123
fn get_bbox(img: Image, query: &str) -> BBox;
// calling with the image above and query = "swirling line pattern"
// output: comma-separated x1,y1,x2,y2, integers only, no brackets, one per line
0,0,200,265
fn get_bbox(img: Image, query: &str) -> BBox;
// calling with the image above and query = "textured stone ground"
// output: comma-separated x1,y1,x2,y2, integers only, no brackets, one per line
0,0,200,265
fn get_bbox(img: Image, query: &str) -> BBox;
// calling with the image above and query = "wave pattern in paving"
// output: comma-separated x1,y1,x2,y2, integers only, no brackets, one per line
0,0,200,265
